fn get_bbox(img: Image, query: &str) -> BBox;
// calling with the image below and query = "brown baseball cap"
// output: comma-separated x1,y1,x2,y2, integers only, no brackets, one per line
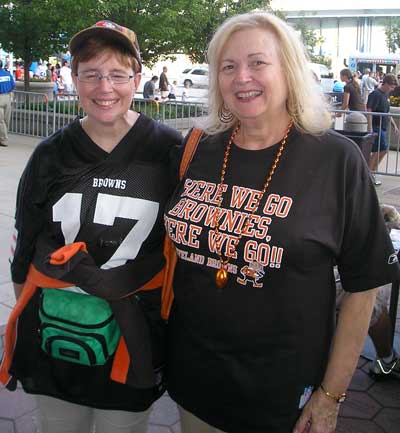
69,20,142,71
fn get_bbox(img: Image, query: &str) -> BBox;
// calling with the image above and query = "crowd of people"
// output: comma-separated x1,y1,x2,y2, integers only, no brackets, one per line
11,59,75,95
0,11,399,433
332,66,400,186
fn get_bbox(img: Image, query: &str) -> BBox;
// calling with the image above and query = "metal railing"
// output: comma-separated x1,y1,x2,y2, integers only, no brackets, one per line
9,91,207,138
52,94,82,133
8,91,400,177
330,108,400,177
10,91,49,137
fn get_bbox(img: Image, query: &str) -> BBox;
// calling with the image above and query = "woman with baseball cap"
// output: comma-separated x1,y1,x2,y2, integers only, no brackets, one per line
3,21,182,433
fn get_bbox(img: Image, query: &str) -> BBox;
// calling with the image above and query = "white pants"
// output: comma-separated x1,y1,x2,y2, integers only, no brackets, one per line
179,406,227,433
35,395,151,433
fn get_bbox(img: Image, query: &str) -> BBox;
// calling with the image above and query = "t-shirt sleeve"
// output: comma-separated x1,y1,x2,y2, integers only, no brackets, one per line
337,149,400,291
11,150,48,283
367,91,378,110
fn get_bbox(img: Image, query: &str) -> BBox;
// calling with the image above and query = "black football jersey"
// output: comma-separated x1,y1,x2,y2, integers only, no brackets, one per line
12,115,182,284
9,115,183,410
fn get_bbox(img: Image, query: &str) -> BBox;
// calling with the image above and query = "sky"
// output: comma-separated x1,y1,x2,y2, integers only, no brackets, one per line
270,0,400,10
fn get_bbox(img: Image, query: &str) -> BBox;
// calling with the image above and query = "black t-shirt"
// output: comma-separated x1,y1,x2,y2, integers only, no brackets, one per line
164,128,400,433
10,115,182,410
344,81,363,111
367,88,390,130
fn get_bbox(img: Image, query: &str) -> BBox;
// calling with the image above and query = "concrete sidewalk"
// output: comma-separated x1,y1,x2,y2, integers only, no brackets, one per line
1,133,399,433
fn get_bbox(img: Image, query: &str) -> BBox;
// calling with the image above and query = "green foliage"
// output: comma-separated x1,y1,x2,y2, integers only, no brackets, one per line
0,0,117,89
294,19,331,68
132,99,207,120
311,55,332,69
0,0,272,83
384,17,400,53
172,0,272,64
16,97,206,122
390,96,400,107
14,99,82,115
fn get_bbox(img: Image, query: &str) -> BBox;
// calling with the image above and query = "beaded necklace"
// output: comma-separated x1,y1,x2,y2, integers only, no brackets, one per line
213,119,294,288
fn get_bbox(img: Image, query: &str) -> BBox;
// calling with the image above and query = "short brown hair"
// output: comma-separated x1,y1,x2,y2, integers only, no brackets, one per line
71,35,140,75
382,74,398,86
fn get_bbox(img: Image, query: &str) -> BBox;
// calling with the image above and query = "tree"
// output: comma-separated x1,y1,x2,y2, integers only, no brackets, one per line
294,19,331,68
104,0,272,65
170,0,272,64
0,0,117,89
384,17,400,53
0,0,272,89
105,0,190,65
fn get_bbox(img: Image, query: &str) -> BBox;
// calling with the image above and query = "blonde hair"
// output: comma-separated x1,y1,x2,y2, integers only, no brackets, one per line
199,11,332,135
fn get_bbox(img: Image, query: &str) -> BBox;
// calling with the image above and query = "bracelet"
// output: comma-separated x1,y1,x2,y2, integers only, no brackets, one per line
320,384,347,403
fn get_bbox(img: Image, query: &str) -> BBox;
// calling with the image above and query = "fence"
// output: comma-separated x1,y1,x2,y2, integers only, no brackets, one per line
8,91,400,177
9,91,207,137
10,91,49,137
331,108,400,178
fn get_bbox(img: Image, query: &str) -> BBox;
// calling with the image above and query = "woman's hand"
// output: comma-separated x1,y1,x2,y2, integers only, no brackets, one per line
293,388,339,433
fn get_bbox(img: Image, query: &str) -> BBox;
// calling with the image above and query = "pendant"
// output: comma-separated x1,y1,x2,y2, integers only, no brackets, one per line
216,267,229,289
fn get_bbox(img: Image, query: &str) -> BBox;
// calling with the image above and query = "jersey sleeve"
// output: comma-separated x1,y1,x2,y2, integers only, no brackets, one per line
337,148,400,292
10,144,52,283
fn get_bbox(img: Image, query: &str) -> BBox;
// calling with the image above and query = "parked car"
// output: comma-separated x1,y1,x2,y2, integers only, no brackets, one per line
309,62,334,93
180,66,208,88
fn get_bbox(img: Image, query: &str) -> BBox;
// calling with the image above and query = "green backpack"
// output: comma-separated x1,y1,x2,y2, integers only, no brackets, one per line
39,288,121,366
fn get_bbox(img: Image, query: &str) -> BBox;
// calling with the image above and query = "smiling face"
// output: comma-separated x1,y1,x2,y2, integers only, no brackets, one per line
72,50,140,128
218,28,289,128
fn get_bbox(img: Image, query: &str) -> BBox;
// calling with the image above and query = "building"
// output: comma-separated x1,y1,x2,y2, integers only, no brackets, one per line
270,0,400,77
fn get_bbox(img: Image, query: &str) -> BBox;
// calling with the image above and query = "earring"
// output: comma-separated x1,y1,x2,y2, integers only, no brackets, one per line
218,102,234,123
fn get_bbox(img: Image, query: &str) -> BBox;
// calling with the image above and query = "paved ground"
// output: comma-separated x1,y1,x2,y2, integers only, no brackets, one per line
0,133,399,433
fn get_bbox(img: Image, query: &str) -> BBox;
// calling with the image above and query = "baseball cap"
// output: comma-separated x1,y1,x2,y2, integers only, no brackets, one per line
69,20,142,71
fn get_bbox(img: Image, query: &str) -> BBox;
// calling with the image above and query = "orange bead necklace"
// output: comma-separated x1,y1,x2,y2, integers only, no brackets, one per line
213,119,294,288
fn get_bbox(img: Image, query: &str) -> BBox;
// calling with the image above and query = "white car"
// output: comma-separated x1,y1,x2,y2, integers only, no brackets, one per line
309,63,334,93
180,66,208,88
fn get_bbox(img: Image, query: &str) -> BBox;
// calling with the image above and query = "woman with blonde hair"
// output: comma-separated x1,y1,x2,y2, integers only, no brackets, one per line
164,11,399,433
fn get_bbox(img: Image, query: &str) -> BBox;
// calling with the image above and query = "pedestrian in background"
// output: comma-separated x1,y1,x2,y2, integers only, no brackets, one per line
367,73,399,185
164,11,400,433
181,79,191,102
338,68,364,113
168,80,177,99
143,75,158,99
0,59,16,147
59,59,73,94
159,66,170,99
361,68,378,108
1,20,181,433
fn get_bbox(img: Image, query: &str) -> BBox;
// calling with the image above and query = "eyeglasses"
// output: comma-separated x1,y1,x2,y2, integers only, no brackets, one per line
76,71,134,85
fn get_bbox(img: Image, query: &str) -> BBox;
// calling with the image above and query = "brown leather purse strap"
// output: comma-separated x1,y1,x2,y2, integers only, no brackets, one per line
161,127,203,321
179,128,203,180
